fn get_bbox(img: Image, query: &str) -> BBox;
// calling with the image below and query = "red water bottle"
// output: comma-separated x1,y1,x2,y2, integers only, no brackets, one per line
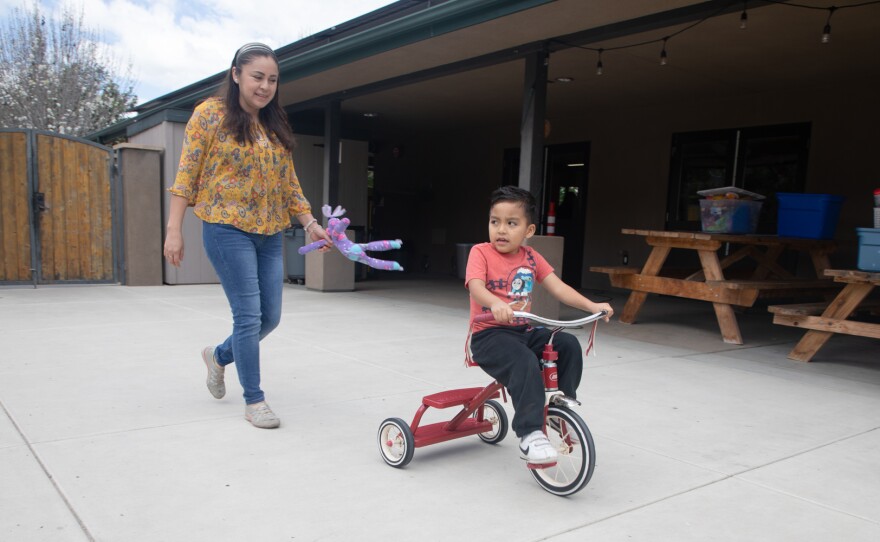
542,344,559,391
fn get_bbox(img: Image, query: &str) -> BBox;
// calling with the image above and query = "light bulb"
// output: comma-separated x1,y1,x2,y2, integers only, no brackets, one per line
740,10,748,29
821,7,836,44
660,48,667,66
596,59,603,75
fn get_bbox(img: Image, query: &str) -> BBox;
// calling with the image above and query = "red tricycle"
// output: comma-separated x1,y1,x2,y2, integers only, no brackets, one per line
377,310,606,496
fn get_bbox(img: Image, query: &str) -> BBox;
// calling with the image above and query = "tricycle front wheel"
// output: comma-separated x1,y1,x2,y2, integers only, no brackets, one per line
378,417,415,468
530,406,595,496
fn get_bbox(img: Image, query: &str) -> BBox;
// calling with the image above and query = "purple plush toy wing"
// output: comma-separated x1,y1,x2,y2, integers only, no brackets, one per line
345,240,404,271
360,254,403,271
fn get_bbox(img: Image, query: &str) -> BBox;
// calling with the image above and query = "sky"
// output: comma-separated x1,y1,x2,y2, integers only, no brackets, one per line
0,0,397,105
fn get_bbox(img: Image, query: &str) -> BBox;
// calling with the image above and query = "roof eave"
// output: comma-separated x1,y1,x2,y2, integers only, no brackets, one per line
130,0,553,116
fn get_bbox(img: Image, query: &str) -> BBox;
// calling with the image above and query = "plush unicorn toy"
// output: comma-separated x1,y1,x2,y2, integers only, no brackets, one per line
298,205,404,271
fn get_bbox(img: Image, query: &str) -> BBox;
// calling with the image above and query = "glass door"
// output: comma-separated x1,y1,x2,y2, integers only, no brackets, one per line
544,142,590,286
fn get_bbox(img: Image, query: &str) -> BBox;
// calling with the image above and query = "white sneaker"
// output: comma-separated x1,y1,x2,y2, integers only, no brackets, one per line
519,430,557,464
201,347,225,399
245,401,280,429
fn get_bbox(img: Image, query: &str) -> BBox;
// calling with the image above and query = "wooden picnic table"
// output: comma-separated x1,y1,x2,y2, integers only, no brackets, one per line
591,229,840,345
769,269,880,362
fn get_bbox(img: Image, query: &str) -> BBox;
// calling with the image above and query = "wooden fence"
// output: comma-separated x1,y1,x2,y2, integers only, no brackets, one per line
0,129,117,284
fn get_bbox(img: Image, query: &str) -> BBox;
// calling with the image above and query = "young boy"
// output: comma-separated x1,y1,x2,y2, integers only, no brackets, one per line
465,186,613,464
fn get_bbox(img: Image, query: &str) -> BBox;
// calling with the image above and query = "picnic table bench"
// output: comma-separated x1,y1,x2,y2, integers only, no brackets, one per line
591,229,840,345
768,269,880,361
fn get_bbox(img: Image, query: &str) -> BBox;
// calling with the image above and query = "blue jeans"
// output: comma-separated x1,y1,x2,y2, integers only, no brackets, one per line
202,222,283,404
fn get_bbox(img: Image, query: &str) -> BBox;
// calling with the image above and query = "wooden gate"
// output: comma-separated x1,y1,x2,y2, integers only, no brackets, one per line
0,129,118,285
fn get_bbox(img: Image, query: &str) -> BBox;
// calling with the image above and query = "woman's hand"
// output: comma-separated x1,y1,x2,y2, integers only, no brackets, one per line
164,195,188,267
307,223,333,252
164,230,184,267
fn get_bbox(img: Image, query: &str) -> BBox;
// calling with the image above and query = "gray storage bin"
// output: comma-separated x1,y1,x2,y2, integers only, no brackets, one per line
285,227,307,283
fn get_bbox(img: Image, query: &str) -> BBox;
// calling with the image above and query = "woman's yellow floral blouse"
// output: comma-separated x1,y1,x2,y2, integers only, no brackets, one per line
170,97,311,235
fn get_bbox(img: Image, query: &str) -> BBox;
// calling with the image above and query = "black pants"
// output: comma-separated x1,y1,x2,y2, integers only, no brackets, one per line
470,325,583,438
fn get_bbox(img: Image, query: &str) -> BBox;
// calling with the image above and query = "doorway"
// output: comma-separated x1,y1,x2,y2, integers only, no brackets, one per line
543,142,590,286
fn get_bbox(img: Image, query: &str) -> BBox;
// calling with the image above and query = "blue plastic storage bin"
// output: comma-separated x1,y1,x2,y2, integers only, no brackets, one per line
776,193,844,239
856,227,880,271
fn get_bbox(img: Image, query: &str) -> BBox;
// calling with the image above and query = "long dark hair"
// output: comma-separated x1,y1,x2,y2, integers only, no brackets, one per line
218,42,295,151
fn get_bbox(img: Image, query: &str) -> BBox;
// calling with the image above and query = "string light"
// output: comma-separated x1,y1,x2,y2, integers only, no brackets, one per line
558,1,880,75
821,6,836,43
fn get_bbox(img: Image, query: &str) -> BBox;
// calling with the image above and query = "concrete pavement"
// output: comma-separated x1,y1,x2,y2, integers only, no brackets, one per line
1,277,878,541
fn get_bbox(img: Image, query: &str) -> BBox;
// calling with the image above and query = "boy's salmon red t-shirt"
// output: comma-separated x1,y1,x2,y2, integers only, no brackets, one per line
464,242,554,334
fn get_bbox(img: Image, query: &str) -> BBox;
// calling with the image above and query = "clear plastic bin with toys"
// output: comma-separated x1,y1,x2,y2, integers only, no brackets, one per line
697,186,765,234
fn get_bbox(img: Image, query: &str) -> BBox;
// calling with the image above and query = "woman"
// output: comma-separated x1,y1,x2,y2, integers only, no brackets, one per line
163,42,332,429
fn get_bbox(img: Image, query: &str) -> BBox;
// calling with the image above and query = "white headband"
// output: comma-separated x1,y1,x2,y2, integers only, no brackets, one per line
233,42,275,65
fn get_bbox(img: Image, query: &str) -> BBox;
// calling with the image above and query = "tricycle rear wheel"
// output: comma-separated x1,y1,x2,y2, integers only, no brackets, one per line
476,399,508,444
378,417,415,468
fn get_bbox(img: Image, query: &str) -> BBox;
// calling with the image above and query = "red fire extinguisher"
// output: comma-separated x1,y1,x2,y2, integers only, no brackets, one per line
546,201,556,236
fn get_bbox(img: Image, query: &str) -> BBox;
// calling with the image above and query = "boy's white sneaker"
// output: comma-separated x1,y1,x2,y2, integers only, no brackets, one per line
519,430,558,464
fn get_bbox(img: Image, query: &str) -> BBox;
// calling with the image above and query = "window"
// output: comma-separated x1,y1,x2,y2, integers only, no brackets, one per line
666,123,811,233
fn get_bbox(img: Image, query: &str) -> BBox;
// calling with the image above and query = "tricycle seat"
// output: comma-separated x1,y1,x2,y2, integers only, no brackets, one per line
422,387,498,408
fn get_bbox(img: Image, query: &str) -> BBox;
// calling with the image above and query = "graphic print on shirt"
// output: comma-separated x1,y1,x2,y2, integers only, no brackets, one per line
507,266,534,311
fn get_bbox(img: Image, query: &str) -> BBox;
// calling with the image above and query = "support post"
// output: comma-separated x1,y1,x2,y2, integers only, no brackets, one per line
114,144,164,286
518,48,548,214
305,100,354,292
323,99,341,210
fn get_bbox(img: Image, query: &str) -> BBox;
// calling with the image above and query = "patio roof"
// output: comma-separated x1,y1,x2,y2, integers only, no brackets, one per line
91,0,880,141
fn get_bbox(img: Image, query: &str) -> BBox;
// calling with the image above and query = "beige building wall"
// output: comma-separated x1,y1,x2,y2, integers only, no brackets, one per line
130,120,218,285
292,135,369,228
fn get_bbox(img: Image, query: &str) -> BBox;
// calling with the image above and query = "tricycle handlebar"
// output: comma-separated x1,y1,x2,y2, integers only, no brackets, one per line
473,310,608,327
